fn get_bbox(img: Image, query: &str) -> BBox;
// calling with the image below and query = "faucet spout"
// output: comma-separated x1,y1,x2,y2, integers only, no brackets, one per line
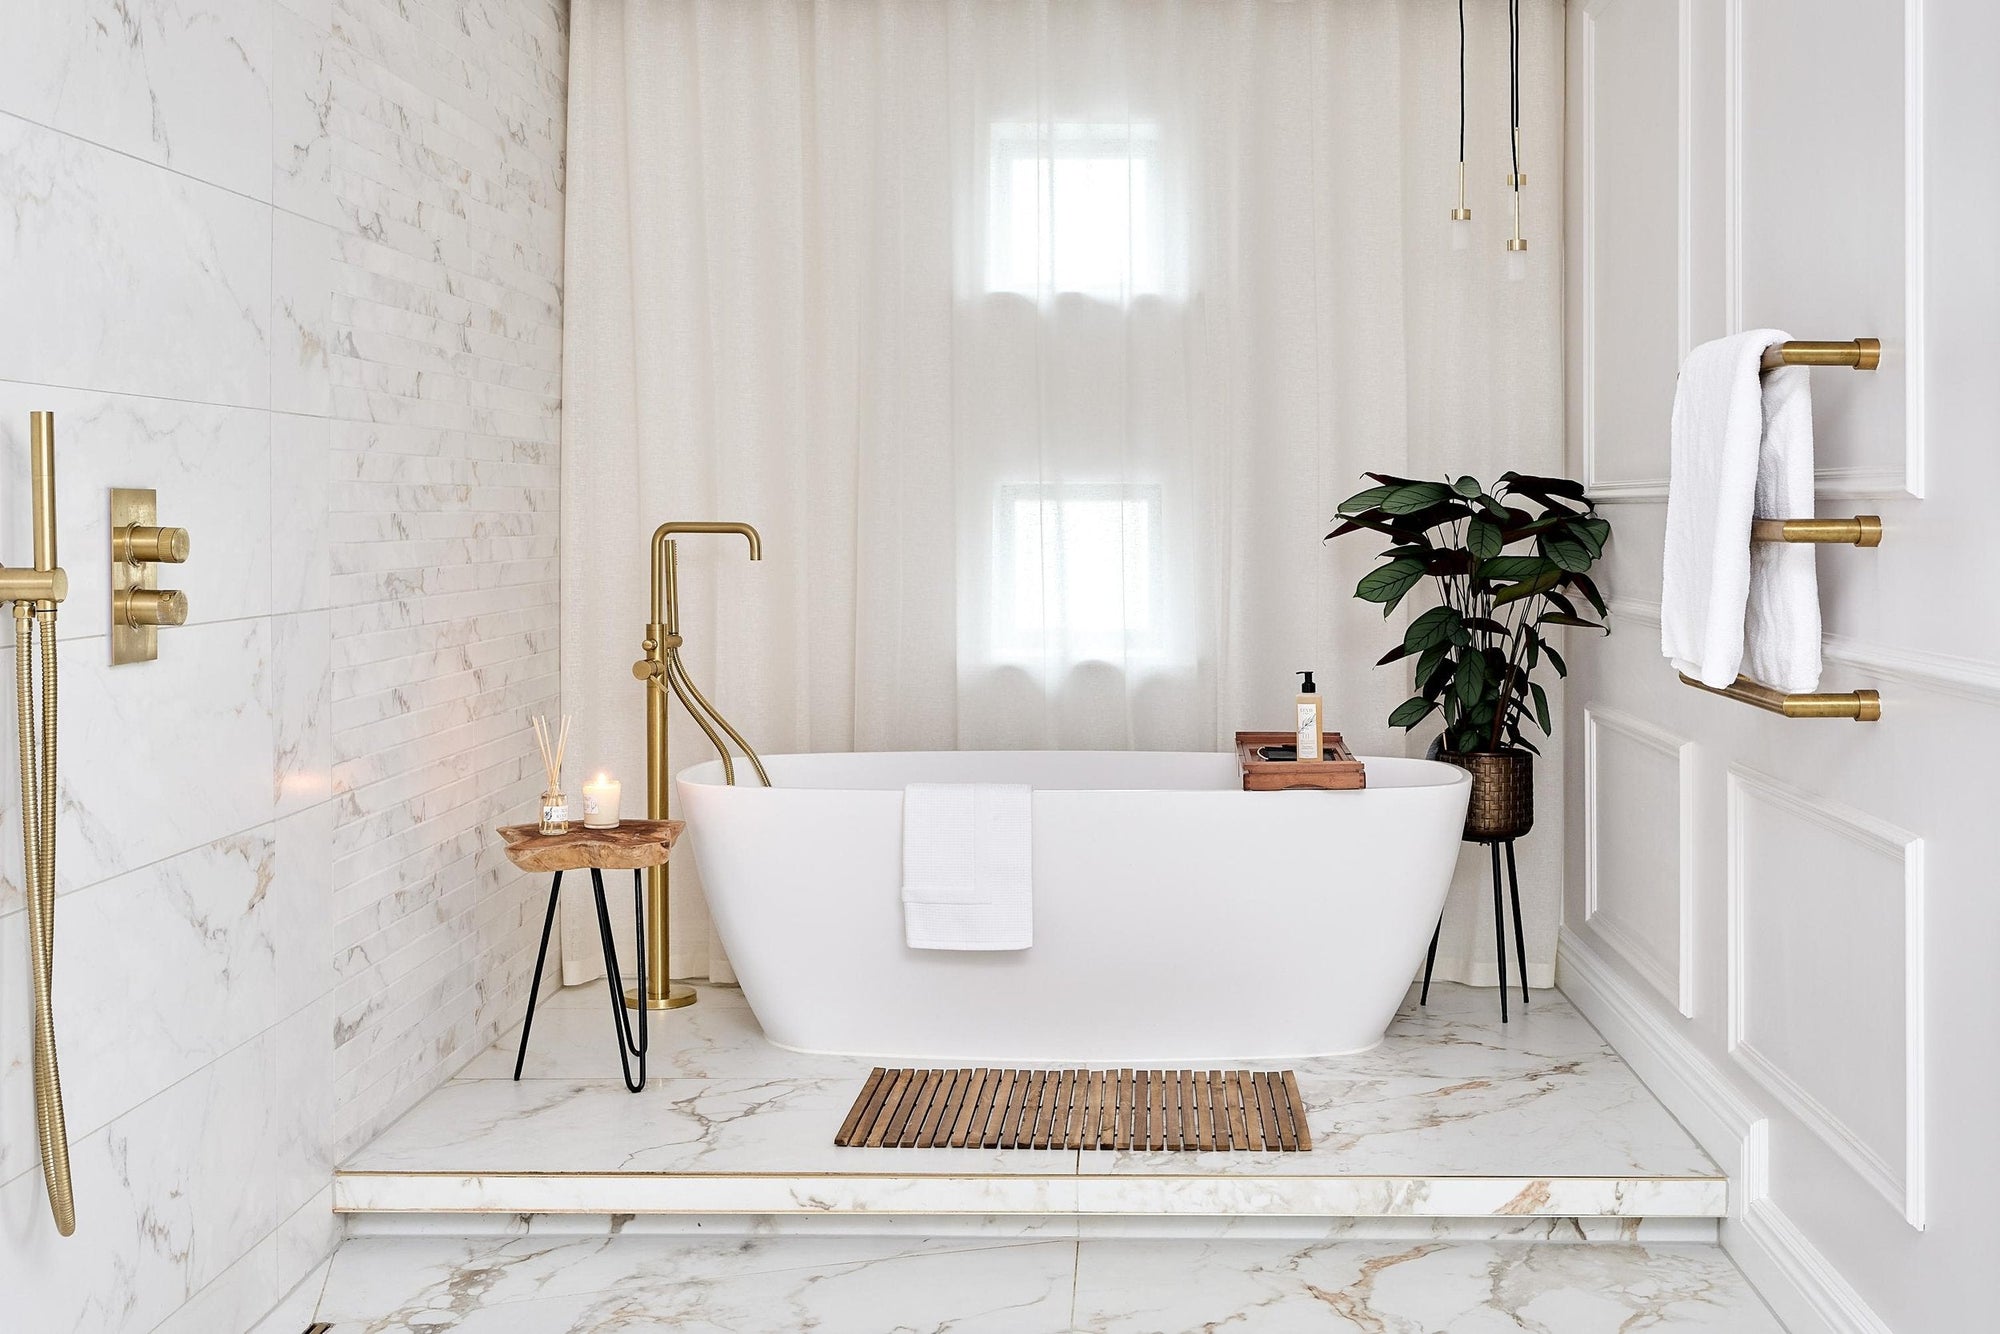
648,521,762,627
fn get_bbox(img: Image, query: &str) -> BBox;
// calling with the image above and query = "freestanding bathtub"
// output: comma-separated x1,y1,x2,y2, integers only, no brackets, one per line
678,751,1470,1063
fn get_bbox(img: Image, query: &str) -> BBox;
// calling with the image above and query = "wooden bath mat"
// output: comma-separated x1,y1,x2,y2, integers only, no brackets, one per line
834,1068,1312,1152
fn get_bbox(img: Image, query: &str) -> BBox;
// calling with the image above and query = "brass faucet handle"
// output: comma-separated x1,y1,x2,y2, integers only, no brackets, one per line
117,588,187,628
115,524,189,565
633,658,666,683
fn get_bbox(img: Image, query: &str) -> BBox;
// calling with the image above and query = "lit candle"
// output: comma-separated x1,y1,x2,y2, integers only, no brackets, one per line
582,773,621,828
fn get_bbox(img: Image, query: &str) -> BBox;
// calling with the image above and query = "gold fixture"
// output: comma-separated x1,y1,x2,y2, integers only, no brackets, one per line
1760,338,1880,372
1680,332,1889,717
14,412,73,1235
629,521,768,1011
109,488,190,665
1679,673,1880,722
1751,516,1882,546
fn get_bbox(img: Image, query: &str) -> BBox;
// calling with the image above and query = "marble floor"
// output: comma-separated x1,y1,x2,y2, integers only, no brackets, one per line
337,981,1726,1223
262,1230,1788,1332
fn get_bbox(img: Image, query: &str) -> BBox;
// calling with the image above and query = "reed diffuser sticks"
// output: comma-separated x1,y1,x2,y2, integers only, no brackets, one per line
533,713,572,834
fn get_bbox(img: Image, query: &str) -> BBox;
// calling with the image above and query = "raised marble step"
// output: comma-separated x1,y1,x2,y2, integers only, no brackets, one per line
335,982,1727,1226
268,1231,1786,1333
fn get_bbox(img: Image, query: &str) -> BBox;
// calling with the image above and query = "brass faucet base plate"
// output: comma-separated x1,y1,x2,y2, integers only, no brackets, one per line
625,984,698,1011
109,488,159,666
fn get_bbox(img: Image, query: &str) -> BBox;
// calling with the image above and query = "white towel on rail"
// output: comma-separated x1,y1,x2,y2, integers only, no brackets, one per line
901,783,1032,951
1662,329,1823,693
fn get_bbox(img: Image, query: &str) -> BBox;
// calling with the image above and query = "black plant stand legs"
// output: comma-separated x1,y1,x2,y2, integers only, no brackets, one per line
514,867,649,1091
1419,836,1531,1023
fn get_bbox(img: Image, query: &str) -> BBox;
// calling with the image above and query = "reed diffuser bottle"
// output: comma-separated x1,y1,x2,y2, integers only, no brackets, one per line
533,713,571,835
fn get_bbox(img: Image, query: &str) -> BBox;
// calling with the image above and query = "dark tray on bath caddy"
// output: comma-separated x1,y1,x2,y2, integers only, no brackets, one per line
1235,731,1366,792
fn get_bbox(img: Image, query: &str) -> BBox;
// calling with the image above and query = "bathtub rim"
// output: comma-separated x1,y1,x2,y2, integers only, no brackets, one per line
677,750,1473,795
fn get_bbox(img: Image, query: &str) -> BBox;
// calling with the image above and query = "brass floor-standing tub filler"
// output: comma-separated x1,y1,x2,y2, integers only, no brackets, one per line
8,413,73,1235
627,522,769,1011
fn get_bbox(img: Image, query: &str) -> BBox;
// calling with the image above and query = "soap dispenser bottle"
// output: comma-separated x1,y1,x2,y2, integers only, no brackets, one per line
1295,671,1324,762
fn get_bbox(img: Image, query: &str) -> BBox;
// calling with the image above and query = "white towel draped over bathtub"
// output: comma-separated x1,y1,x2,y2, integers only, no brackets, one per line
901,784,1033,950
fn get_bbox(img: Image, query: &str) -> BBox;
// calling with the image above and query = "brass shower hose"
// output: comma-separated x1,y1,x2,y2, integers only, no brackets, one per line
19,599,72,1234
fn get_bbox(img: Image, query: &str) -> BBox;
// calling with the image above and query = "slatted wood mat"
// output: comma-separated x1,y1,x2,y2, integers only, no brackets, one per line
834,1068,1312,1152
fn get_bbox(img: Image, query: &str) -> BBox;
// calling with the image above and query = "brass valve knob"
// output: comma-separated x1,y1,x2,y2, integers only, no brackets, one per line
114,524,190,565
117,588,188,628
633,658,665,682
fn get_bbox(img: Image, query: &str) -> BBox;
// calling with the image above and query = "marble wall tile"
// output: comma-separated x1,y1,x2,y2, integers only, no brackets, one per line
0,384,274,641
0,830,279,1185
274,609,335,816
272,210,337,415
0,616,275,904
274,802,338,1015
272,1,336,223
0,1028,280,1333
273,411,334,613
0,113,271,407
0,0,275,201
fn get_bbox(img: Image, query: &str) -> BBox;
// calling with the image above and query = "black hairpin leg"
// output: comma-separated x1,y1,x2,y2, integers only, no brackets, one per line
514,871,564,1080
1505,840,1530,1006
1419,915,1443,1006
1490,841,1509,1024
592,868,648,1092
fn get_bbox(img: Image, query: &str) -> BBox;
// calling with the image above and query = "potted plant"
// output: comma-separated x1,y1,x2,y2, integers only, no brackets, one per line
1329,472,1611,842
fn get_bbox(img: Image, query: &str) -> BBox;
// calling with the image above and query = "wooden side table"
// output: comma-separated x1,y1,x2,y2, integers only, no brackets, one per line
496,819,684,1092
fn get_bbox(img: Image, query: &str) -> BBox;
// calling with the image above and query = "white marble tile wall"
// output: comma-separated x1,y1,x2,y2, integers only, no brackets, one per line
0,0,566,1331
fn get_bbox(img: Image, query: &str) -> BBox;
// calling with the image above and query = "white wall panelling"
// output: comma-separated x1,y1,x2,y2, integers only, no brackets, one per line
1583,706,1696,1017
1725,767,1925,1228
1578,0,1691,502
1564,0,1996,1326
1727,0,1924,500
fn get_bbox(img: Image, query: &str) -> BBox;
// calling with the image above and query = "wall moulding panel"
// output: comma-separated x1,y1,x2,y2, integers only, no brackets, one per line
1578,0,1691,501
1725,0,1924,502
1725,766,1926,1230
1586,0,1926,505
1582,705,1696,1017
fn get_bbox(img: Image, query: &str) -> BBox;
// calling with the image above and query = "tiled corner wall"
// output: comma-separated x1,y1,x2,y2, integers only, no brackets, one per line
322,0,566,1159
0,0,565,1331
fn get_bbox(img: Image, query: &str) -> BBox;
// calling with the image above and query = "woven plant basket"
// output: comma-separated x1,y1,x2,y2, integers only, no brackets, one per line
1435,748,1534,843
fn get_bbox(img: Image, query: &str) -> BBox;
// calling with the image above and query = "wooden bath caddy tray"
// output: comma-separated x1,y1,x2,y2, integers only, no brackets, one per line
835,1067,1312,1152
1236,730,1366,791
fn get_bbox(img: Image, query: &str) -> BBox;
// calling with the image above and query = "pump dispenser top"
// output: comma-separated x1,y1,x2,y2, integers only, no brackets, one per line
1298,671,1316,693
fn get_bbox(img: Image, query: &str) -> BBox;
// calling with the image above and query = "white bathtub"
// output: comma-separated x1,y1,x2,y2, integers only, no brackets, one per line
678,751,1470,1063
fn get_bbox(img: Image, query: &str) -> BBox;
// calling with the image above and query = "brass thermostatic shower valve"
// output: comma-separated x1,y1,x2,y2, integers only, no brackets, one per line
109,487,190,665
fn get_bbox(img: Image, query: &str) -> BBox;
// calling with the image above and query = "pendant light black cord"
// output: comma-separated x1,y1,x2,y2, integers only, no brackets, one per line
1458,0,1467,166
1507,0,1521,188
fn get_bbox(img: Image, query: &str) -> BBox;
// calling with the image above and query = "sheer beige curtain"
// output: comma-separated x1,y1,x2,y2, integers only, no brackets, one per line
559,0,1564,986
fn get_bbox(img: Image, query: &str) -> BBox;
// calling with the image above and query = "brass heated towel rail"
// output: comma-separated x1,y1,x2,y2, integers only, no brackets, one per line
1681,336,1884,721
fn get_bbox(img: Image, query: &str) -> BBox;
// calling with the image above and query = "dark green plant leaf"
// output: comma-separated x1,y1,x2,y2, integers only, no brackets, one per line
1572,573,1610,618
1501,472,1590,502
1540,613,1604,630
1376,642,1416,667
1404,606,1462,654
1467,516,1504,560
1452,475,1484,498
1417,644,1452,691
1336,484,1397,515
1530,681,1552,735
1545,643,1568,676
1388,696,1437,729
1492,568,1564,605
1541,535,1595,573
1356,558,1425,605
1381,481,1457,515
1478,554,1550,581
1454,651,1489,708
